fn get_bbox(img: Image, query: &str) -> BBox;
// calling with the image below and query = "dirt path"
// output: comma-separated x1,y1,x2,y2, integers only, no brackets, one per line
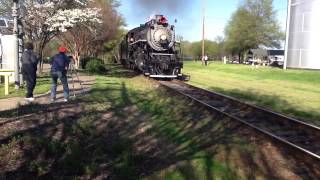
0,74,95,111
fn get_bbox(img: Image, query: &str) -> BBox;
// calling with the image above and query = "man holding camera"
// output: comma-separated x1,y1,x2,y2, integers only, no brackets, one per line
50,46,70,102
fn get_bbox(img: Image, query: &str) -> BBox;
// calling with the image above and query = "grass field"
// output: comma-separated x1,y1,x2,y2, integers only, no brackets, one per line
183,61,320,125
0,74,51,99
1,65,302,179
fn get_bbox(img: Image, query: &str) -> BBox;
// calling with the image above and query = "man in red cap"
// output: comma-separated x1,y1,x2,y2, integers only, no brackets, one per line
50,46,70,102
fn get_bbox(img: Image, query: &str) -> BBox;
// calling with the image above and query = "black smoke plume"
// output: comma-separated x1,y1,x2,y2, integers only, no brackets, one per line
130,0,192,17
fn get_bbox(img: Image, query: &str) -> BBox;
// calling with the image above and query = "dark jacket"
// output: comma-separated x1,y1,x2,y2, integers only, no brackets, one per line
51,53,70,73
21,50,38,72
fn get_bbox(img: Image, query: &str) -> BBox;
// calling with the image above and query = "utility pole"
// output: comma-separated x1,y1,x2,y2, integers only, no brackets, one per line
201,0,206,65
12,0,20,89
284,0,292,70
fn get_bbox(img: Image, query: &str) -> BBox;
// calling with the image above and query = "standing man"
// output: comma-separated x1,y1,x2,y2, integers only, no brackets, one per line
21,42,38,101
50,46,70,102
204,55,208,66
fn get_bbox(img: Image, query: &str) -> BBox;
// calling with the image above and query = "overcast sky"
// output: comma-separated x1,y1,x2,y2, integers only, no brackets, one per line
118,0,288,42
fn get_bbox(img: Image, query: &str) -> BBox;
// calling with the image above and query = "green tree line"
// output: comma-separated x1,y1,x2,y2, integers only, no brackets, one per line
181,0,284,62
181,38,225,60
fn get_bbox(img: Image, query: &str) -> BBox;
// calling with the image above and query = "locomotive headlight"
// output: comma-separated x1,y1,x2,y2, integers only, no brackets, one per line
160,35,167,41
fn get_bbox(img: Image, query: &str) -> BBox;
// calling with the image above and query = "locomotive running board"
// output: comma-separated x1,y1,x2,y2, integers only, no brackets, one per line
151,53,174,56
149,75,178,78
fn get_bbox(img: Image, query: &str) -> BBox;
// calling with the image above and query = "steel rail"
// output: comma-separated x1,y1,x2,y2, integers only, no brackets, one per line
181,81,320,131
158,80,320,161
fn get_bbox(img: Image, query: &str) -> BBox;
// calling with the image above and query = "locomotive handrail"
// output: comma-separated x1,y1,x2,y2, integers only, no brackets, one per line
129,39,147,46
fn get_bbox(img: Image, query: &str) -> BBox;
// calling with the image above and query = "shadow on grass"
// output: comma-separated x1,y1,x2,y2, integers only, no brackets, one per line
208,86,320,126
0,74,52,99
1,68,319,179
0,83,243,179
77,63,139,79
105,64,140,78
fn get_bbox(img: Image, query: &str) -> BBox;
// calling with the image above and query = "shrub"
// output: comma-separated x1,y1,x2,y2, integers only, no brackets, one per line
43,57,52,64
81,57,95,69
85,59,106,74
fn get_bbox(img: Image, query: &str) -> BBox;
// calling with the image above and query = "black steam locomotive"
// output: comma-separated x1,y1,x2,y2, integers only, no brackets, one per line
120,15,183,78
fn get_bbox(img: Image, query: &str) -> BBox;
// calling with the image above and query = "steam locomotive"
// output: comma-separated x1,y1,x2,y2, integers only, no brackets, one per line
120,15,183,78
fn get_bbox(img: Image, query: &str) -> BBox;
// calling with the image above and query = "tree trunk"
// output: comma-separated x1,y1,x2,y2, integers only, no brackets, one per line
238,52,241,64
37,36,49,73
114,54,119,63
73,51,80,69
38,50,43,74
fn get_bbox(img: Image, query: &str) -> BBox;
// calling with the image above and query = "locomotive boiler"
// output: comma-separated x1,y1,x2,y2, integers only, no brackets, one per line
120,15,183,78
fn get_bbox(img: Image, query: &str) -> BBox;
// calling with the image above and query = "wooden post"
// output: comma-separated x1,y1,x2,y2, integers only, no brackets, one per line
0,70,14,95
12,0,20,89
5,75,9,95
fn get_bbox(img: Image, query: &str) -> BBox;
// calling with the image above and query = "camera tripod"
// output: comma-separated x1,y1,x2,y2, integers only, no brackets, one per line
68,62,83,97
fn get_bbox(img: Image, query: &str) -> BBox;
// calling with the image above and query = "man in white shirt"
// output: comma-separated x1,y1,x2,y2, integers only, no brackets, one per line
204,55,208,66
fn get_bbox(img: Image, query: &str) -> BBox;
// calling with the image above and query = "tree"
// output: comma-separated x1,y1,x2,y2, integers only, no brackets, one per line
56,0,122,68
188,40,220,60
0,0,12,18
180,40,193,58
23,1,59,71
224,0,283,62
26,0,104,70
181,39,225,61
48,7,103,68
0,0,104,70
102,28,127,63
214,36,226,60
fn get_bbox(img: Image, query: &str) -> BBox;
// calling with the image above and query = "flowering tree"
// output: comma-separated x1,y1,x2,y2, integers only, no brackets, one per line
23,1,57,71
22,0,101,70
54,0,122,68
45,7,103,68
1,0,121,70
46,8,102,33
57,25,95,68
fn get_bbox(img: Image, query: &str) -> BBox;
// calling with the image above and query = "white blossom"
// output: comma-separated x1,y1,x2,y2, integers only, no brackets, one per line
45,8,102,32
23,0,101,33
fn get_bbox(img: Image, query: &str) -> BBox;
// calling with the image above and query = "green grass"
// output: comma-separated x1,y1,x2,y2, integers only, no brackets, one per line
0,65,273,179
0,74,52,99
183,61,320,125
83,69,255,179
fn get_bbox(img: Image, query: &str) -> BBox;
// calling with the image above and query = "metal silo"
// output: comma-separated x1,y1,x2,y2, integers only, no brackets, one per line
284,0,320,69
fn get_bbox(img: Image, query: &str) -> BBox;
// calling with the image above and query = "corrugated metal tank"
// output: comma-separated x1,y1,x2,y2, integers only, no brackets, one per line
285,0,320,69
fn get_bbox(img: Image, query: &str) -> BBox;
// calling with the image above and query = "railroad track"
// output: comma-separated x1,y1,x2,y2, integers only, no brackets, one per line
159,80,320,161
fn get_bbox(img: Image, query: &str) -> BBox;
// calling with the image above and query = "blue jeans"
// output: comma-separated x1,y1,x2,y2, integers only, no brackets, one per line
51,71,69,100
